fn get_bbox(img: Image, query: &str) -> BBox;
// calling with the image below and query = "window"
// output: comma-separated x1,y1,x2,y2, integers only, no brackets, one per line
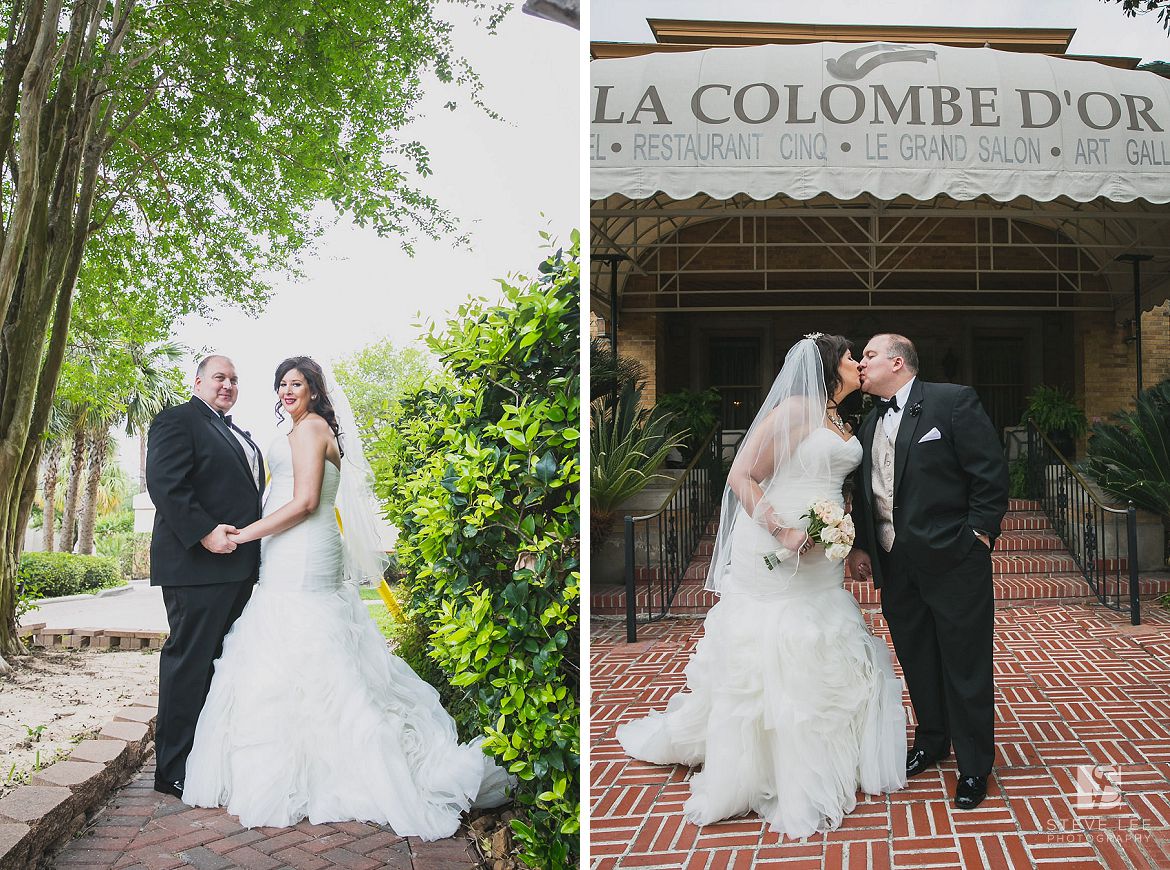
710,337,761,430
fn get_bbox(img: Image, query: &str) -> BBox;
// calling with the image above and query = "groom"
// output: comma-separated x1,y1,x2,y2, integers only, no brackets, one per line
146,354,265,797
846,334,1008,810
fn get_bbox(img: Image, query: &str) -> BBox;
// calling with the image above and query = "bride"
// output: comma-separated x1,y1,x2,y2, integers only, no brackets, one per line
618,333,907,839
182,356,509,839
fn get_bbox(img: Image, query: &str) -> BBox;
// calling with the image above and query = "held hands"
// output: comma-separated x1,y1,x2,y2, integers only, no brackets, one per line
846,548,873,583
200,524,239,554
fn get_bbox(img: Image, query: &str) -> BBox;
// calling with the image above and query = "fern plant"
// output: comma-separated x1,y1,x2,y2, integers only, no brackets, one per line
590,382,685,541
1086,378,1170,520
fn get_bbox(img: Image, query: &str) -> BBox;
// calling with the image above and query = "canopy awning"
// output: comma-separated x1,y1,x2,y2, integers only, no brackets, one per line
591,41,1170,316
590,41,1170,204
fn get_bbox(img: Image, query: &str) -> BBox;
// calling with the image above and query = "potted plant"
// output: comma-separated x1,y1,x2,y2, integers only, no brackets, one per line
656,388,721,465
1021,385,1088,458
1087,378,1170,567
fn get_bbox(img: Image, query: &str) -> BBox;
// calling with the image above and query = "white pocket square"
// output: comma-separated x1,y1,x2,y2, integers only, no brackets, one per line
918,427,942,443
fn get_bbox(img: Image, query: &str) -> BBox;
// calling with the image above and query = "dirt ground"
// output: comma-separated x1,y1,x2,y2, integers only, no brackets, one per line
0,646,159,799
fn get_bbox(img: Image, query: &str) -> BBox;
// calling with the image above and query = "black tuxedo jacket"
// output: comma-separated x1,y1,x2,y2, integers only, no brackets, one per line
146,397,266,586
852,380,1009,588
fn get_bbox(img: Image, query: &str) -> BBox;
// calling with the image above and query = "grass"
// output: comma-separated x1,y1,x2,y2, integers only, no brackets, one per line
365,600,396,642
358,586,382,600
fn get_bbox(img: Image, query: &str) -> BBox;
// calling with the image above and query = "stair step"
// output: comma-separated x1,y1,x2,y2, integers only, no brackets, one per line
592,572,1170,616
1001,512,1051,531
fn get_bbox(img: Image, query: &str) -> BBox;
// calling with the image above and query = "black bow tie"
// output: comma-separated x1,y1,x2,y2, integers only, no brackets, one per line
218,413,233,428
876,396,900,415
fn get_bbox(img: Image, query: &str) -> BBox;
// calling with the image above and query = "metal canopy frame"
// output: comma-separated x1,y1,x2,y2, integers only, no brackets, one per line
590,193,1170,318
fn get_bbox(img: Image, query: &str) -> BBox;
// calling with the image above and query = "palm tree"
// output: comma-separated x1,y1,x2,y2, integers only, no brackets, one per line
57,418,89,553
76,423,117,555
124,341,187,493
38,400,75,552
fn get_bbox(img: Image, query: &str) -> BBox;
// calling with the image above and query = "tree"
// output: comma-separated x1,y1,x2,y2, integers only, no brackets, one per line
1101,0,1170,33
0,0,505,664
333,339,436,440
122,341,186,493
37,400,74,552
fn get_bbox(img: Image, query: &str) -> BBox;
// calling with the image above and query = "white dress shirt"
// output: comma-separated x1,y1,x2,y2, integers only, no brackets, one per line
195,396,260,488
880,377,917,439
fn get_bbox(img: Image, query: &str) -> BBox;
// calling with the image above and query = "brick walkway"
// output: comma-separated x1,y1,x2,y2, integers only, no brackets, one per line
590,604,1170,869
52,758,475,869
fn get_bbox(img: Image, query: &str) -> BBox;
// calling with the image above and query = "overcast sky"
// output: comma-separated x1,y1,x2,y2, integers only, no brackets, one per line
592,1,1170,63
118,5,580,473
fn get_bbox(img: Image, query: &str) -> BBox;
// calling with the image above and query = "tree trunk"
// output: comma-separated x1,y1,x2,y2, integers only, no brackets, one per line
0,0,130,659
57,428,86,553
139,431,148,494
40,440,63,552
76,430,106,556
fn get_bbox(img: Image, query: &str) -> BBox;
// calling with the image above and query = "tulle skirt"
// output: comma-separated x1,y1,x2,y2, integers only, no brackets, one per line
183,580,510,839
618,581,907,840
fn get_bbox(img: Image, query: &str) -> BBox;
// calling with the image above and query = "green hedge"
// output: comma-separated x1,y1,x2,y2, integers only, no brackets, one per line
371,236,580,868
16,552,125,614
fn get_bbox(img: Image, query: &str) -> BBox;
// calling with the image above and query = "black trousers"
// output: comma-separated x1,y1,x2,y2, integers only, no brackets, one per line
156,581,254,784
878,540,996,777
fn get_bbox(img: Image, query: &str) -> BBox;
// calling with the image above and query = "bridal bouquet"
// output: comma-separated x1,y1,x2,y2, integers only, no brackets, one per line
763,499,856,569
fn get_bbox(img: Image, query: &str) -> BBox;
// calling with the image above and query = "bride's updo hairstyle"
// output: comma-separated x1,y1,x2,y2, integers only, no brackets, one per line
810,334,853,398
273,356,345,458
811,333,863,421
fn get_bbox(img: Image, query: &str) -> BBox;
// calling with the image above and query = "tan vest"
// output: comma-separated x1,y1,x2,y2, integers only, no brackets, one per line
871,422,896,552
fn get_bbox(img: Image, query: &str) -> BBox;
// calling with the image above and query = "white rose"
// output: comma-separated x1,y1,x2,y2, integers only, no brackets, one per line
823,503,845,525
826,543,852,561
820,526,844,544
813,500,834,522
839,515,855,535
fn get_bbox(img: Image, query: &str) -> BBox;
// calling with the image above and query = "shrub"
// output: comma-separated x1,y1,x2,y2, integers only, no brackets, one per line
1087,378,1170,518
590,381,684,541
95,510,134,536
656,388,721,463
369,235,580,868
16,552,124,612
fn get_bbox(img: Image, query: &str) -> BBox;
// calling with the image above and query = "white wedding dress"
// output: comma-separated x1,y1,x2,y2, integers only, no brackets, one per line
183,436,509,839
618,429,907,840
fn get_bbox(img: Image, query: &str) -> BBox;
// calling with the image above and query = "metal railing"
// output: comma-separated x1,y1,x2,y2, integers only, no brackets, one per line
623,425,724,642
1009,423,1141,624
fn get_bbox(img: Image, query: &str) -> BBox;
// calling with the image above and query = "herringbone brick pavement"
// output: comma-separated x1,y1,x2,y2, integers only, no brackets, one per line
590,604,1170,869
52,757,475,869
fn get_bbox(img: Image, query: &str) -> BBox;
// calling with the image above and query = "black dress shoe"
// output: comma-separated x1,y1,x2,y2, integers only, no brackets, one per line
954,774,988,810
153,778,184,798
906,746,949,778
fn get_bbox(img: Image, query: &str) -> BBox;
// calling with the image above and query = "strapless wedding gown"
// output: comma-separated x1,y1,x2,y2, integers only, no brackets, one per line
618,430,907,840
183,436,509,839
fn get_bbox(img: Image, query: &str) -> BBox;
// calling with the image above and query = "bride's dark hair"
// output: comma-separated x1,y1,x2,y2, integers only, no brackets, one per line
811,333,862,424
273,356,344,458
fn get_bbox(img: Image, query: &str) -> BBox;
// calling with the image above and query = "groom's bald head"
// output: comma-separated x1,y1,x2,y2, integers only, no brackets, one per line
859,333,918,398
194,354,239,413
874,334,919,374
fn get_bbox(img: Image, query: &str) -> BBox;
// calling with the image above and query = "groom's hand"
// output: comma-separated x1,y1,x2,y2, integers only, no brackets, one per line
200,524,238,554
846,548,872,583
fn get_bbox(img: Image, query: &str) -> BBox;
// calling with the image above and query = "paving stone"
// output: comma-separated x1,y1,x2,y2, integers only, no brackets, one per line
70,738,131,765
176,845,235,869
98,720,150,746
113,706,156,726
0,822,31,870
0,784,74,826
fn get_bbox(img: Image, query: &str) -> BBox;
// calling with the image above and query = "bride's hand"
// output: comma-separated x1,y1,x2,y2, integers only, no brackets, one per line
776,526,814,555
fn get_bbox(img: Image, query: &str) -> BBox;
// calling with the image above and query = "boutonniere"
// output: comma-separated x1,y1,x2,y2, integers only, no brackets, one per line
909,401,922,417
